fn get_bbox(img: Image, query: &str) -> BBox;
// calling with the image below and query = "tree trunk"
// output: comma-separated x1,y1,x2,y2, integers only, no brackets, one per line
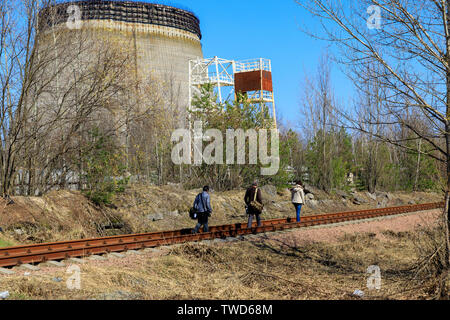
414,138,422,192
445,127,450,268
444,0,450,294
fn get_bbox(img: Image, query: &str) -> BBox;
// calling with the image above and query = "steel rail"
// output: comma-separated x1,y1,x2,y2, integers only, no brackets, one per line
1,202,440,255
0,202,443,268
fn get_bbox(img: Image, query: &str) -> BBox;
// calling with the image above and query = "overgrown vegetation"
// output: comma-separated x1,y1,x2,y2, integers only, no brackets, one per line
183,84,292,190
296,55,444,194
297,0,450,299
1,226,447,300
0,0,444,198
410,222,450,298
81,129,129,206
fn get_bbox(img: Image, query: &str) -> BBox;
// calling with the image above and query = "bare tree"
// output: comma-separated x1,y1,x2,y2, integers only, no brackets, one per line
0,0,157,196
300,53,341,191
297,0,450,297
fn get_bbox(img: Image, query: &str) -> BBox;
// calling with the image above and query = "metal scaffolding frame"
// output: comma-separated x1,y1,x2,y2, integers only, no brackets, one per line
235,58,271,73
189,56,277,127
188,56,235,110
235,58,277,128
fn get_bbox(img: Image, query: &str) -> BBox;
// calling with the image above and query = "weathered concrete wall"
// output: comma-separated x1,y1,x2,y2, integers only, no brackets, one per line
39,20,203,116
38,1,204,120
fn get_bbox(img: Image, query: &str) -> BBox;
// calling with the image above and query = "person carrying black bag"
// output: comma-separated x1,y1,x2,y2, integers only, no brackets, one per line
244,181,263,228
192,186,213,234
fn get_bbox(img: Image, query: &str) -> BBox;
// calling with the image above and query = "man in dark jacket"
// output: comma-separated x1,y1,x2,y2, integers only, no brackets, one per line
192,186,213,234
244,181,263,228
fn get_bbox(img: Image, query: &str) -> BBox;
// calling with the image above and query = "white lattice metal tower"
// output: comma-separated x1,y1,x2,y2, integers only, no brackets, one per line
188,56,235,110
188,56,277,128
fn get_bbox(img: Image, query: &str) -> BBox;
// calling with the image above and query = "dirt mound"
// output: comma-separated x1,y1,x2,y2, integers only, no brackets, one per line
0,185,444,246
0,190,128,244
113,185,443,234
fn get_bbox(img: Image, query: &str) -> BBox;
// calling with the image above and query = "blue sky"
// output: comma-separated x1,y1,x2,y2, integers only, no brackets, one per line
174,0,353,128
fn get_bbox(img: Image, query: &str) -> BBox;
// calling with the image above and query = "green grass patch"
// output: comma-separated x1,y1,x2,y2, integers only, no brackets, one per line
0,237,14,248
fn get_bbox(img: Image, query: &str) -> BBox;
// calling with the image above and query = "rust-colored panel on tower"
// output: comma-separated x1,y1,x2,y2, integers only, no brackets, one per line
235,70,273,93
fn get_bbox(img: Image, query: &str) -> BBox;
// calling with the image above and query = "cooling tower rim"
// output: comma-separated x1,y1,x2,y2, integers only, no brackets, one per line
47,0,200,20
39,0,202,39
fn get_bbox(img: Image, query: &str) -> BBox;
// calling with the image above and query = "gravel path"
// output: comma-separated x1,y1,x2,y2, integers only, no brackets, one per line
267,209,442,244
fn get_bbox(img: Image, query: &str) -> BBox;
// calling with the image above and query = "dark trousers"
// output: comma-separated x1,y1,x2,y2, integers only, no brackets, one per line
193,212,209,233
247,213,262,228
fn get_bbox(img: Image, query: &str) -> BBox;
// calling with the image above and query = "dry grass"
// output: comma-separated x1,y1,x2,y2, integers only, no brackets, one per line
0,186,445,300
1,225,448,300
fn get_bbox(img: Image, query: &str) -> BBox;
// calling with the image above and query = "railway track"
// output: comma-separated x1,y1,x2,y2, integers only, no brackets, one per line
0,202,444,268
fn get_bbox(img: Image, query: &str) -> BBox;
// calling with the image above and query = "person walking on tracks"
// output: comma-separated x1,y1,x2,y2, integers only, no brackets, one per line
290,180,305,222
244,182,264,228
192,186,213,234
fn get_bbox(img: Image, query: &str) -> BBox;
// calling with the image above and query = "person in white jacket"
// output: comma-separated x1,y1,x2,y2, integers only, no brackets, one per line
290,181,306,222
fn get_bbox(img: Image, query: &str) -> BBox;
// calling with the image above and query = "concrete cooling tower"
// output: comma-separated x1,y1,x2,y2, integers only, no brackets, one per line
38,0,204,115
